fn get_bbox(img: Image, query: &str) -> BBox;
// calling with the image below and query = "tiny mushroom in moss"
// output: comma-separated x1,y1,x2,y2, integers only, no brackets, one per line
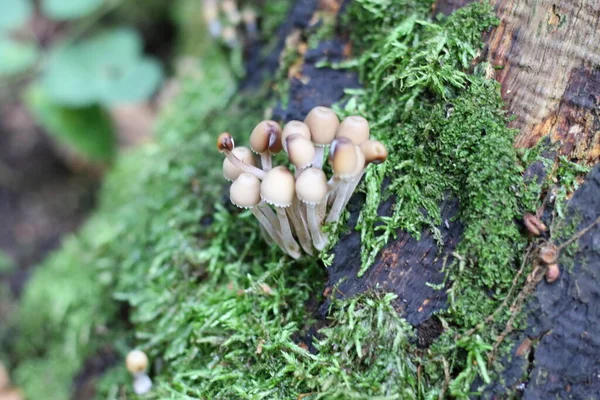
126,350,152,395
216,107,388,257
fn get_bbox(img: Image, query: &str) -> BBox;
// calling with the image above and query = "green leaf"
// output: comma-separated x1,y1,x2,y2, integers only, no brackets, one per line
0,0,33,31
0,37,39,76
42,28,162,106
41,0,104,20
25,85,116,162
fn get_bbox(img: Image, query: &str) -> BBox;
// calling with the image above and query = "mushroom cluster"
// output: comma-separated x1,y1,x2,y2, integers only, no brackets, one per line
217,106,388,259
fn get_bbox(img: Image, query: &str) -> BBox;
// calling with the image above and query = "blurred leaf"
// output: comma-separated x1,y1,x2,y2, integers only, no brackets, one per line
42,27,163,106
0,37,39,76
41,0,104,20
0,0,33,31
25,85,116,162
96,58,163,105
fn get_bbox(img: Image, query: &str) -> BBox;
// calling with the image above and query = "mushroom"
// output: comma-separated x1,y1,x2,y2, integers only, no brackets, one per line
229,172,289,253
222,146,257,181
296,168,329,250
222,0,242,25
126,350,153,395
217,132,266,179
360,139,389,165
282,121,311,152
336,116,370,145
203,0,222,38
250,120,283,171
286,134,315,172
545,263,560,283
260,166,301,258
242,7,258,38
304,106,339,168
325,137,359,223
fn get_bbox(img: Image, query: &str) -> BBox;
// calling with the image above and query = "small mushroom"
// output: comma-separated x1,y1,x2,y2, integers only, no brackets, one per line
261,166,301,258
282,121,311,152
242,7,258,38
336,116,370,145
222,146,257,181
217,132,266,179
325,138,360,223
545,263,560,283
296,168,329,250
360,140,389,165
523,214,547,236
230,172,287,252
222,0,242,25
250,120,283,171
126,350,152,395
203,0,222,37
286,134,315,171
539,243,558,265
304,106,339,168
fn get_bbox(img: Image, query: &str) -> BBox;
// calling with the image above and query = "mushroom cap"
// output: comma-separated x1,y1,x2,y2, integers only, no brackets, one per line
217,132,235,152
296,168,328,205
286,134,315,169
304,106,339,146
329,137,358,179
126,350,149,374
539,244,558,265
282,121,311,151
249,120,283,154
230,173,261,208
336,116,370,145
222,147,257,181
360,140,388,165
260,166,295,207
545,263,560,283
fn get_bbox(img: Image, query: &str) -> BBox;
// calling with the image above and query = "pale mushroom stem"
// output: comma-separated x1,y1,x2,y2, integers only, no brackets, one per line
326,181,352,223
253,204,286,250
276,208,302,259
225,152,266,179
288,198,314,254
260,153,272,171
326,170,365,223
312,147,325,169
307,204,328,250
133,373,153,395
326,177,340,206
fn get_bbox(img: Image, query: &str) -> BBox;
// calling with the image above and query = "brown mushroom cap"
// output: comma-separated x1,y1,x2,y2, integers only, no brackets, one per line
360,140,388,165
329,137,358,179
296,168,328,205
286,134,315,169
222,147,257,181
260,166,295,207
545,263,560,283
539,244,558,265
304,106,339,146
336,116,370,145
351,145,366,177
282,121,311,151
217,132,235,152
249,120,283,154
230,173,261,208
126,350,149,374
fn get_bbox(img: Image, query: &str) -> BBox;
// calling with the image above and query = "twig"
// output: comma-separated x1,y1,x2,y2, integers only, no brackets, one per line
557,215,600,251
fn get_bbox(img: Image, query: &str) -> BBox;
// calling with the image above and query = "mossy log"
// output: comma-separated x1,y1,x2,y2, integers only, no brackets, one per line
279,0,600,397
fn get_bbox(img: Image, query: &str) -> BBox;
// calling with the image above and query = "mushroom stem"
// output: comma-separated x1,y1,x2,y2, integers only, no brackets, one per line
276,208,301,259
225,152,266,179
288,198,314,255
133,373,153,395
307,204,328,250
312,147,325,169
260,153,272,171
253,204,286,250
326,180,352,223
